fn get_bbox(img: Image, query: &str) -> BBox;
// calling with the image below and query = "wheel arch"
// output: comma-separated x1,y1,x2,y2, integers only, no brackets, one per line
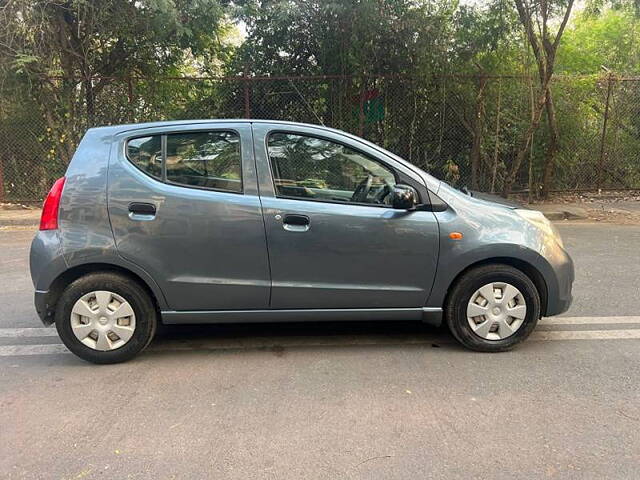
41,262,165,325
442,257,549,317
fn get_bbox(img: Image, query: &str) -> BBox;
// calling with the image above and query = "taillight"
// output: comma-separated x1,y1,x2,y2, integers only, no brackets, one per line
40,177,66,231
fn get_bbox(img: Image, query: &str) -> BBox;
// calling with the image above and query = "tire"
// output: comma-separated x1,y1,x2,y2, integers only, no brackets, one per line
445,264,541,352
55,272,157,364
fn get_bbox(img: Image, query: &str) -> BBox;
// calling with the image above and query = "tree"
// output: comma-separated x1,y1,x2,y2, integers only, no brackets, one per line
231,0,457,77
503,0,575,197
449,1,521,189
0,0,230,162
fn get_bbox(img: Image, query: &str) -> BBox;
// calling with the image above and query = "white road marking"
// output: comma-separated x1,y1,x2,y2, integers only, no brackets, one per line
541,316,640,325
0,327,59,338
0,344,69,356
531,329,640,341
0,316,639,356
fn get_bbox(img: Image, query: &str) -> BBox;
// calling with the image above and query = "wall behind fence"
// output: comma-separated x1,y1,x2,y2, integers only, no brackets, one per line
1,73,639,202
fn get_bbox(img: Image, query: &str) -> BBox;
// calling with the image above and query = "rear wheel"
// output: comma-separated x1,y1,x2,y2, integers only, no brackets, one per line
55,272,157,364
445,264,541,352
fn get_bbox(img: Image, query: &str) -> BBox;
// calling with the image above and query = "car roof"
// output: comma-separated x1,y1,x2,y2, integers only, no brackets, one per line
90,119,339,135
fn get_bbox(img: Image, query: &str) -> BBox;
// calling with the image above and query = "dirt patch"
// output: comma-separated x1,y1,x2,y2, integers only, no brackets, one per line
0,204,41,228
0,202,39,210
523,191,640,225
576,207,640,225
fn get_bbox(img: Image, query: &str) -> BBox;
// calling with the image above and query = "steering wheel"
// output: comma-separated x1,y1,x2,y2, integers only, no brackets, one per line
373,184,393,204
351,174,373,203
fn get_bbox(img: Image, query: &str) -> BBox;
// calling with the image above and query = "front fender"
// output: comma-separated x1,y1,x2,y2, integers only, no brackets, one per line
426,242,558,311
426,184,572,317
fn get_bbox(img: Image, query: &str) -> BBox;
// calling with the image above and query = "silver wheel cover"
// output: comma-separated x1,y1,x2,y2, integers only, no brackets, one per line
466,282,527,340
70,290,136,351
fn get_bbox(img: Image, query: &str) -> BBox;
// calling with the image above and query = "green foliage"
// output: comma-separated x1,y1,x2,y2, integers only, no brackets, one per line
451,0,522,72
558,8,640,73
1,0,231,78
231,0,458,76
1,0,640,200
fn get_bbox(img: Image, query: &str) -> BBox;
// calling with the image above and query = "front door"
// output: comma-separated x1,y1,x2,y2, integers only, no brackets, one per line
252,123,440,310
108,123,271,311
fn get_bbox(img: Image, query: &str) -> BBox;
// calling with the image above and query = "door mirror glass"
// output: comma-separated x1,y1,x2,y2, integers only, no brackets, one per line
391,184,419,210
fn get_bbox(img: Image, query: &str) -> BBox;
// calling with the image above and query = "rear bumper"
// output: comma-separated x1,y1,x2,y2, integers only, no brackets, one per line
34,290,54,325
30,230,66,325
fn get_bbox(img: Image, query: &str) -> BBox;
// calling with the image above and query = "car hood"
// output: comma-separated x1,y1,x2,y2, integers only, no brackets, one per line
468,191,522,209
434,181,524,211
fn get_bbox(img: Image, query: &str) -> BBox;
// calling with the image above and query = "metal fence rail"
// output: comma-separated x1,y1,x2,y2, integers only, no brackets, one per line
1,73,639,202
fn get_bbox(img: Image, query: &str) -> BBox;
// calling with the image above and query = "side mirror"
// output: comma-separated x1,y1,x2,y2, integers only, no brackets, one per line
391,184,419,210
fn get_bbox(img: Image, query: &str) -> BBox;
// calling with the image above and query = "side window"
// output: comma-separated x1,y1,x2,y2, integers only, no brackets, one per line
166,131,242,192
267,133,396,205
126,136,162,179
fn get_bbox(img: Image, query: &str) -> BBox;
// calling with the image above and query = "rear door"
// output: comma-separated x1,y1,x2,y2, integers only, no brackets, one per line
252,122,440,310
108,122,271,311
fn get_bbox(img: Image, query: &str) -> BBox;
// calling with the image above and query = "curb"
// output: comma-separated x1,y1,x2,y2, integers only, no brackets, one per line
544,211,588,221
542,212,567,221
534,206,589,221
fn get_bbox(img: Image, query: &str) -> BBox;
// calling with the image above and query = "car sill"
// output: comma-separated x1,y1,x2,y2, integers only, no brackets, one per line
162,307,443,326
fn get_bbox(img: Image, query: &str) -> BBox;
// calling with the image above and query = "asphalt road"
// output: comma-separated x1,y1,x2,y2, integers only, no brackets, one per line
1,223,639,479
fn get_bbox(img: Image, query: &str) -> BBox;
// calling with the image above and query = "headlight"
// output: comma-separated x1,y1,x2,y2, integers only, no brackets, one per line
515,209,564,247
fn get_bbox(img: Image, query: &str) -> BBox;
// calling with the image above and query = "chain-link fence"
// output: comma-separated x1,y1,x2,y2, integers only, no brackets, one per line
1,73,639,202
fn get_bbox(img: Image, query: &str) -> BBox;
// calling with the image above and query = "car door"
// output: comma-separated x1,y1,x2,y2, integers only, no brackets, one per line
108,122,271,311
252,122,440,310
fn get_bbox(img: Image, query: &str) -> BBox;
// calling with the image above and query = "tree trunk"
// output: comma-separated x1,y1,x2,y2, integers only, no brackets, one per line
470,76,487,190
491,79,502,193
84,77,95,127
0,155,5,202
511,0,575,197
358,78,366,138
502,82,550,196
540,88,560,198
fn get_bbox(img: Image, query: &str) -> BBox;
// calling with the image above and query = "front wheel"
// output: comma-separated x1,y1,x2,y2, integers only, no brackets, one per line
445,264,541,352
55,272,157,364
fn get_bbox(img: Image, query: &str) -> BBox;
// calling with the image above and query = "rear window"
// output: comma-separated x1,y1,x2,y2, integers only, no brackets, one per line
126,136,162,179
166,131,242,192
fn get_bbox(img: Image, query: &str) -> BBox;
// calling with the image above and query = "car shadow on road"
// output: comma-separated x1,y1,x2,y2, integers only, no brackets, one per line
146,321,458,357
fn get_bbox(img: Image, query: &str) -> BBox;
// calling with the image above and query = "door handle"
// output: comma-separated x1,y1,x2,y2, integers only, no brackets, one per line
128,202,156,220
282,214,310,232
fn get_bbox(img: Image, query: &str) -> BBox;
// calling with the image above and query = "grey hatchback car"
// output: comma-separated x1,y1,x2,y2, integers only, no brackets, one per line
30,120,573,363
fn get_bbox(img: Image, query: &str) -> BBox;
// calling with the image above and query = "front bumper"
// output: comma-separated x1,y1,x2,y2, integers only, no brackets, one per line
542,241,574,316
